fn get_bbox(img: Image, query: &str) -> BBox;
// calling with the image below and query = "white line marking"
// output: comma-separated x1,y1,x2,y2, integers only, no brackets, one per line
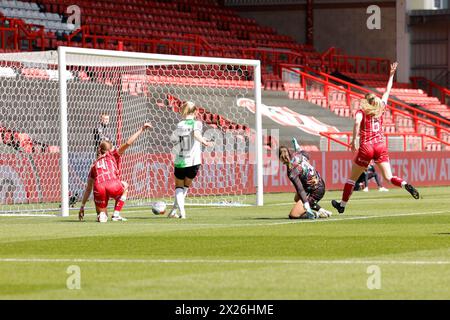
0,212,448,265
0,257,449,265
0,210,447,230
0,214,59,217
1,195,446,217
134,210,449,227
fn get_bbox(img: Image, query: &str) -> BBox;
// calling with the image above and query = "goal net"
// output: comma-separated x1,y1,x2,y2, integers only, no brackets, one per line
0,47,263,216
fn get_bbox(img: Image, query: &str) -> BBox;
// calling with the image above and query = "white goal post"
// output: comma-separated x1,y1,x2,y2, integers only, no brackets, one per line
0,47,263,216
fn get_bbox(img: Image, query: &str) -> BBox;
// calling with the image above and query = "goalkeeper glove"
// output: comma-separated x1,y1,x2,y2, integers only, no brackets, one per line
292,137,301,152
304,202,316,220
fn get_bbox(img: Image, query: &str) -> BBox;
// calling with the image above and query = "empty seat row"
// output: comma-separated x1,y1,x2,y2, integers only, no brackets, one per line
17,0,303,59
0,4,75,33
22,19,75,32
1,0,39,11
345,73,449,120
0,7,58,20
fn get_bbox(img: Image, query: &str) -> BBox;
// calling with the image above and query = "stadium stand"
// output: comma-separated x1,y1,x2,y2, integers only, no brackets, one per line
0,0,75,33
342,72,450,120
0,0,448,151
280,65,450,151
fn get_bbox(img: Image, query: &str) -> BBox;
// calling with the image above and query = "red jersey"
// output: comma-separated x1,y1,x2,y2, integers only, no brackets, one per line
356,109,385,145
89,150,121,184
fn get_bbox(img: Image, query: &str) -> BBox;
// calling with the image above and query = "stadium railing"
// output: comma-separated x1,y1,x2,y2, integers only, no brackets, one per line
320,132,450,152
0,16,46,50
66,26,204,56
410,76,450,106
0,14,386,80
279,64,450,141
65,26,309,61
329,54,390,75
320,46,390,75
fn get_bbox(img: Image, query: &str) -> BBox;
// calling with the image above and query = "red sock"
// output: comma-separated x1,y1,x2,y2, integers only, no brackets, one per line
342,180,355,203
390,176,404,188
114,199,125,212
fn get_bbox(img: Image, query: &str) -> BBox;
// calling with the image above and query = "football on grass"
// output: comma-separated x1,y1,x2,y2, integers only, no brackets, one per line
152,202,167,215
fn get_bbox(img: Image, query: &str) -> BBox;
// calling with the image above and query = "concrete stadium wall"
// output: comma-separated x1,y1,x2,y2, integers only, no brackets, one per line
313,5,396,61
240,10,307,44
409,21,450,83
234,1,397,61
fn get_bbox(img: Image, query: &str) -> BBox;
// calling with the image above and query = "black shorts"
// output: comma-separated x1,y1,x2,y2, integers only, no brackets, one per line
307,178,326,208
174,165,201,180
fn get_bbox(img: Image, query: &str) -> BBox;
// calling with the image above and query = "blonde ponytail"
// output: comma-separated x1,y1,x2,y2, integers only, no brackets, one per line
360,93,384,118
181,101,196,117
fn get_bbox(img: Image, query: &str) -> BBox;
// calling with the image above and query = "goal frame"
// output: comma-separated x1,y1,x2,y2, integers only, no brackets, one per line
57,46,263,217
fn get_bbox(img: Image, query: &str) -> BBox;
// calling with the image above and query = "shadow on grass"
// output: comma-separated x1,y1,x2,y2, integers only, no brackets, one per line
240,217,288,221
128,216,162,220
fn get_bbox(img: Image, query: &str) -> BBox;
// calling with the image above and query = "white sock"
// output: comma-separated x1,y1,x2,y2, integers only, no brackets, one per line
172,189,178,211
340,201,347,207
401,181,407,188
176,187,186,217
184,187,189,197
113,196,127,217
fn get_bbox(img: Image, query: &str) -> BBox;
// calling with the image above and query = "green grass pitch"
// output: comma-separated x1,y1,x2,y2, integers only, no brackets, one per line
0,186,449,299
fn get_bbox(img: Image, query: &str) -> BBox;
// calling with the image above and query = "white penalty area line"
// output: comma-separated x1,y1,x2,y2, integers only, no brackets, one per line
0,210,447,227
0,204,248,217
311,210,449,223
136,210,448,227
0,257,449,266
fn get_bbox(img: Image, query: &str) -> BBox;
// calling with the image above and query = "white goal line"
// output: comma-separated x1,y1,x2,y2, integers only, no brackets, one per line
0,257,449,266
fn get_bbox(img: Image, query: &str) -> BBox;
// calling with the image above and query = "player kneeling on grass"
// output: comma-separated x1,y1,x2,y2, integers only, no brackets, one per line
78,123,152,222
279,142,331,220
168,101,214,219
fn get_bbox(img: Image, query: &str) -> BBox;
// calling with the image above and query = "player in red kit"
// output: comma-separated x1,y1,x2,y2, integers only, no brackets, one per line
79,123,152,222
331,62,420,214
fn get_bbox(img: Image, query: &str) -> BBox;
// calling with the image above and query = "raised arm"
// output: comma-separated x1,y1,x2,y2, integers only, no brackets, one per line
117,123,152,155
382,62,398,105
351,112,363,152
79,177,94,221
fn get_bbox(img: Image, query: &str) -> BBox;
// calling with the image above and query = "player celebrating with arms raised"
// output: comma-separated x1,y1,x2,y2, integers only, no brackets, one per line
332,62,419,214
279,138,331,220
79,123,152,222
168,101,213,219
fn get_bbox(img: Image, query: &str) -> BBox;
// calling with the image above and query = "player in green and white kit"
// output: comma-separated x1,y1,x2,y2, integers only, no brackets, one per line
169,101,214,219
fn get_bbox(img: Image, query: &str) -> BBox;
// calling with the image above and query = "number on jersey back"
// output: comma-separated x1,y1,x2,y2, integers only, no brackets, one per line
173,119,203,168
89,150,121,184
356,110,384,145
